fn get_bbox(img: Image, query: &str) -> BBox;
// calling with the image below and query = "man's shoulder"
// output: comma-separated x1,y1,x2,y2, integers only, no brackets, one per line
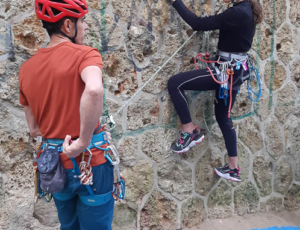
63,43,100,55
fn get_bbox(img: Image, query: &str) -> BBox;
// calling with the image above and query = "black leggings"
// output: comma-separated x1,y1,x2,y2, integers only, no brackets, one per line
168,68,242,157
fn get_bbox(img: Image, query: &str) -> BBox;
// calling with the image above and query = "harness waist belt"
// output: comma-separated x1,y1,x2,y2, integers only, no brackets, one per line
217,50,247,60
44,132,108,152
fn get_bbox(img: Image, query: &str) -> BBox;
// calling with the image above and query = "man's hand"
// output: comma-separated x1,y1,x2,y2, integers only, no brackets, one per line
63,135,88,158
63,131,111,158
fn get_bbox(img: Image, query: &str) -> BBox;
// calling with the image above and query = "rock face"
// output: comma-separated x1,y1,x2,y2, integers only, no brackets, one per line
1,0,299,229
234,181,260,216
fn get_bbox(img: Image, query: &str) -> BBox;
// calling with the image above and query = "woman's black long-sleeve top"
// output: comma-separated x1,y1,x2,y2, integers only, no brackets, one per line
172,0,256,53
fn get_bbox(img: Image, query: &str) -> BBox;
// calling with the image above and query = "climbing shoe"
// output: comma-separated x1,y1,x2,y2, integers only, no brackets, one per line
171,126,204,154
215,164,241,182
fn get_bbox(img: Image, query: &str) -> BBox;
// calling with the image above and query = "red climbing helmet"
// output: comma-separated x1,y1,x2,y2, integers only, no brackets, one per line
35,0,89,23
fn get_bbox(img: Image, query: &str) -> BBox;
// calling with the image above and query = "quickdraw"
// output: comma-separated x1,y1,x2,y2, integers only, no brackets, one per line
100,115,116,131
78,148,93,185
104,145,125,201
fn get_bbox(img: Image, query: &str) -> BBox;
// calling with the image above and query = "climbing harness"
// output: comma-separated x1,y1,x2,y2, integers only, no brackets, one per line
34,130,125,204
194,50,261,117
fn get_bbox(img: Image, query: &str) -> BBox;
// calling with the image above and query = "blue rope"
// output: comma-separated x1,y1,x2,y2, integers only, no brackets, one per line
247,67,261,102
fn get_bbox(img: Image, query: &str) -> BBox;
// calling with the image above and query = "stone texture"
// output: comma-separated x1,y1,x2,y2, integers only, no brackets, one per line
112,0,141,23
126,24,158,63
122,160,154,209
127,95,159,130
141,59,177,94
195,150,221,196
207,181,232,219
117,136,138,167
254,88,272,121
290,57,300,89
141,128,175,163
103,49,138,99
289,0,300,28
260,197,284,213
85,13,122,51
160,20,192,59
181,197,206,229
275,83,296,122
162,94,179,126
12,15,46,56
1,154,36,230
182,0,212,16
112,203,137,230
264,60,287,91
157,159,192,201
210,123,226,151
253,154,273,197
264,118,284,160
140,190,177,230
234,181,260,216
33,202,59,227
87,0,109,10
238,117,263,153
263,0,286,30
0,0,33,20
0,23,12,56
296,160,300,182
141,0,171,34
284,184,300,211
0,103,33,172
194,91,216,132
276,24,298,65
274,157,293,195
284,115,300,160
252,23,273,60
0,58,27,106
231,84,252,118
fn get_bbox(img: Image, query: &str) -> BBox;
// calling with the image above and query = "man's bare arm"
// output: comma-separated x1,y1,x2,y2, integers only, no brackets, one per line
63,66,103,157
23,106,42,137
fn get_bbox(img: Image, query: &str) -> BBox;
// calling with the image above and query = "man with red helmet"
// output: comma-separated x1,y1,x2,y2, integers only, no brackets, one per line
19,0,115,229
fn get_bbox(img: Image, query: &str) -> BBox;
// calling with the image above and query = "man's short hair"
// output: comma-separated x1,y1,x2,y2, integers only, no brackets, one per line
42,17,76,37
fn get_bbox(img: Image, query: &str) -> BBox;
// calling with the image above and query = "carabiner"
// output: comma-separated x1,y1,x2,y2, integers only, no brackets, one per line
104,145,120,166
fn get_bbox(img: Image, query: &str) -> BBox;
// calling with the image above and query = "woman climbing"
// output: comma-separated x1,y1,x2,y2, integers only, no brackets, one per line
168,0,263,182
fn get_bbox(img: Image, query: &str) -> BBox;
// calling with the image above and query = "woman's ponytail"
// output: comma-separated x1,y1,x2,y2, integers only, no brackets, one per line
247,0,264,24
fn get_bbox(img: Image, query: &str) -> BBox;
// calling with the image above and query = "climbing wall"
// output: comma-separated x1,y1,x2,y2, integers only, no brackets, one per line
0,0,299,229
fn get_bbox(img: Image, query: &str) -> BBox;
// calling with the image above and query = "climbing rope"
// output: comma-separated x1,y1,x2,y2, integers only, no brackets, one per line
111,31,198,120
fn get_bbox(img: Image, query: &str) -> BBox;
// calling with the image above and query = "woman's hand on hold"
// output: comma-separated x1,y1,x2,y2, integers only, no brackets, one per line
63,135,88,158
